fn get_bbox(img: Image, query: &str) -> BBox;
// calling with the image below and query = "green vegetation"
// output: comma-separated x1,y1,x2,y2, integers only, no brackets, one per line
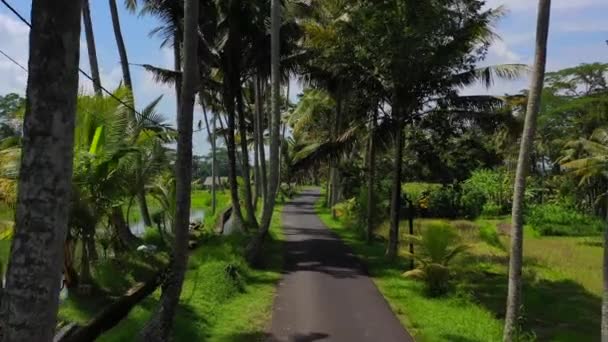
317,199,503,341
99,204,285,341
402,223,469,297
527,203,604,236
317,196,602,341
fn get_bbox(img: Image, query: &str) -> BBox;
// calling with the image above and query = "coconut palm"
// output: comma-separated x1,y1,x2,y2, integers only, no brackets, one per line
139,0,199,338
503,1,552,340
0,1,82,339
503,1,553,339
402,223,469,296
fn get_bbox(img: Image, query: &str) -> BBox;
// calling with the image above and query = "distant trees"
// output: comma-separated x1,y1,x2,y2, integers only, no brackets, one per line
0,0,83,340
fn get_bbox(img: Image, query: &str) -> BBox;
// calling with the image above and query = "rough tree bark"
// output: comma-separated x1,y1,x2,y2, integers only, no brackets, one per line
138,0,199,339
255,74,268,200
503,1,551,340
0,0,82,340
237,90,259,228
82,0,102,96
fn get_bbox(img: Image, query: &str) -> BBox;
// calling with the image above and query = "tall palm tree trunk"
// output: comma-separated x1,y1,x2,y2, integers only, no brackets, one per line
199,96,217,214
330,93,343,218
109,0,133,91
503,1,551,340
82,0,102,96
109,0,153,228
366,109,377,243
139,0,198,339
246,0,281,264
237,90,259,229
225,93,246,229
387,113,404,260
254,74,268,200
0,1,82,339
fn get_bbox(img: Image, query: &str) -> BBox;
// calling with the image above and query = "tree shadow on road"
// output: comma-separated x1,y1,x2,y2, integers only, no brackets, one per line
217,331,330,342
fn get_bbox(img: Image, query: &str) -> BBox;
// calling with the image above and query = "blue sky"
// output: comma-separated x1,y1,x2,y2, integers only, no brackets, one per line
1,0,607,154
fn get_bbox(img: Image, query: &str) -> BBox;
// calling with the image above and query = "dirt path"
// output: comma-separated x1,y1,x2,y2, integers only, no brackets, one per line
268,188,414,342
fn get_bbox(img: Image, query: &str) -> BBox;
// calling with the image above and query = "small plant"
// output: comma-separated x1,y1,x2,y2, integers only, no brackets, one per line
402,223,469,296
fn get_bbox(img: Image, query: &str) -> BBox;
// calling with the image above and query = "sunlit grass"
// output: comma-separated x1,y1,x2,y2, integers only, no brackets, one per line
99,203,285,341
317,196,602,341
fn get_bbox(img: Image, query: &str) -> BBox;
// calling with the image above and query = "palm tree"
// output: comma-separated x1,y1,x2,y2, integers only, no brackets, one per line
82,0,102,96
139,0,199,339
503,1,552,340
0,0,82,340
245,0,282,263
109,0,155,228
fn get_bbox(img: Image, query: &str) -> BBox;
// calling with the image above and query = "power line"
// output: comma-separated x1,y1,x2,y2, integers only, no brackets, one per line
0,0,155,124
0,47,27,72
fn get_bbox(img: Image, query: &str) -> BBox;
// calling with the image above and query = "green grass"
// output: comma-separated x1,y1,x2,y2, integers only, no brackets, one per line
316,200,503,341
99,204,285,341
318,192,602,342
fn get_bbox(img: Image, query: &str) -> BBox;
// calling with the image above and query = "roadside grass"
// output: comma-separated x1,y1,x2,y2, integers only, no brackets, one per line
98,203,285,341
59,191,230,325
316,198,602,342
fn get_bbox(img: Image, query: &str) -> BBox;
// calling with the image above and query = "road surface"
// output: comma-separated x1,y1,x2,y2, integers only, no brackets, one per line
268,188,414,342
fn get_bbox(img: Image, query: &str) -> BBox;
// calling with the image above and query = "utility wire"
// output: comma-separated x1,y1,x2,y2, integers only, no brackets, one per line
0,47,27,72
0,0,158,124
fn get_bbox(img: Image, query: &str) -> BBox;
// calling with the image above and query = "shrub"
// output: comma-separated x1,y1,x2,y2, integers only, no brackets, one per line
426,186,460,218
463,169,513,216
333,198,358,227
460,188,485,219
142,226,164,247
481,203,503,217
403,222,469,296
527,203,603,236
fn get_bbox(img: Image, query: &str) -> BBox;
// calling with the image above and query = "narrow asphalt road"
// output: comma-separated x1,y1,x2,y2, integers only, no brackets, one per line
268,188,414,342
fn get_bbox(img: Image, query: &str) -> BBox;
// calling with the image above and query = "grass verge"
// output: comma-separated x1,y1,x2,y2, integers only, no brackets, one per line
98,204,285,341
317,193,602,341
315,199,503,341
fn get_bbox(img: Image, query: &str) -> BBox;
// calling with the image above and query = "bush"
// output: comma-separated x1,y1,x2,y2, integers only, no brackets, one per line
142,227,164,246
481,203,503,217
418,185,482,219
333,198,358,227
460,188,485,219
527,203,603,236
462,169,512,216
403,222,469,297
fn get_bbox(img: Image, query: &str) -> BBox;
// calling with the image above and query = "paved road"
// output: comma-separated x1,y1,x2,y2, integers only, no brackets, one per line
268,189,414,342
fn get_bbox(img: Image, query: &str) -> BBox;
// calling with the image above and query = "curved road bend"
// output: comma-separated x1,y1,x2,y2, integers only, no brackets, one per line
268,188,414,342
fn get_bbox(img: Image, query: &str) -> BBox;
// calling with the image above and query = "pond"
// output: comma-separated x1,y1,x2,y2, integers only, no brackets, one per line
130,210,205,237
